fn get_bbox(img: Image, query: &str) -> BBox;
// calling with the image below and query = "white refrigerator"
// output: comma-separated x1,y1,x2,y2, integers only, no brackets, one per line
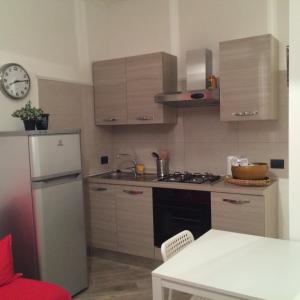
0,129,88,296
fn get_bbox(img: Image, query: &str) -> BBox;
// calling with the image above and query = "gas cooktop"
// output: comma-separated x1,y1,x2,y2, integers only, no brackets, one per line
158,172,222,184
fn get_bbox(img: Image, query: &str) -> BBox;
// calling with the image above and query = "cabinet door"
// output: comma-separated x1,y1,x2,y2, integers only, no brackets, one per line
126,53,175,124
211,192,265,236
88,183,117,251
116,186,154,258
220,34,278,121
93,59,127,125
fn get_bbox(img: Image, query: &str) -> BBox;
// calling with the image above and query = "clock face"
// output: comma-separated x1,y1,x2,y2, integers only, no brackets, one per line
0,63,31,99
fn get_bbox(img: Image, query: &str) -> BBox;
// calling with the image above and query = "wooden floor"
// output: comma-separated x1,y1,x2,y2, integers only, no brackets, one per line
74,255,190,300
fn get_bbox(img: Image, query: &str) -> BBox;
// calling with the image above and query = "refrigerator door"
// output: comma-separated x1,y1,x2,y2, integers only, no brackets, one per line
29,134,82,180
32,175,88,295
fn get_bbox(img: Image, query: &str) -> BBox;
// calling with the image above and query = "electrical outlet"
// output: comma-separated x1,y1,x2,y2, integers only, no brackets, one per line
270,159,284,169
101,156,108,165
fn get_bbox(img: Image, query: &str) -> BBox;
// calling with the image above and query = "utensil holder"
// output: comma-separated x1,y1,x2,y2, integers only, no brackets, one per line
156,159,169,178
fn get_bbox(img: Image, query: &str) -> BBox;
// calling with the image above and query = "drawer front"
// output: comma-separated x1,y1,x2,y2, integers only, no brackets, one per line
88,184,117,251
115,186,154,258
211,192,265,236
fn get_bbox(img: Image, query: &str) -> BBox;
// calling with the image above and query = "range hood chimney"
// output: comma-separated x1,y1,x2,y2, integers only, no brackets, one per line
155,49,220,107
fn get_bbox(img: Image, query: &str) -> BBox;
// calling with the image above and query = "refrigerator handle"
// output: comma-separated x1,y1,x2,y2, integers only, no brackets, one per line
32,172,82,189
44,172,81,183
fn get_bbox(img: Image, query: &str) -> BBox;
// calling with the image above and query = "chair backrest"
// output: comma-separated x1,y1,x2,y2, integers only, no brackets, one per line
161,230,194,262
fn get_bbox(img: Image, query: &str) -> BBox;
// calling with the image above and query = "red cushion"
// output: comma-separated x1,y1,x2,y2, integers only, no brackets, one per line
0,235,21,286
0,278,72,300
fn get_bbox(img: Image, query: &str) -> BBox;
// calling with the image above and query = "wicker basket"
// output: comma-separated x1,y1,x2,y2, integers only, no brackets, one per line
224,176,272,187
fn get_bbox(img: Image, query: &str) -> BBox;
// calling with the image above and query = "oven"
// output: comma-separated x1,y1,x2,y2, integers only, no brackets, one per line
153,188,211,247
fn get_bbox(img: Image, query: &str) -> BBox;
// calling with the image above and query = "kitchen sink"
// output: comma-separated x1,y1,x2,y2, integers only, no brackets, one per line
100,170,158,182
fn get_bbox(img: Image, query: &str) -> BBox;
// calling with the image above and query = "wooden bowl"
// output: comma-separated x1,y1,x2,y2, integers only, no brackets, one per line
231,163,269,180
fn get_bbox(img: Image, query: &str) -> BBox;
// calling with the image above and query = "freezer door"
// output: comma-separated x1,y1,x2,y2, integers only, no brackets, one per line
29,134,82,180
32,176,88,295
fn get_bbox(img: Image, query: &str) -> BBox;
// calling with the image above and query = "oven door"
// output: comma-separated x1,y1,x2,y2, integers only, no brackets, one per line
153,188,211,247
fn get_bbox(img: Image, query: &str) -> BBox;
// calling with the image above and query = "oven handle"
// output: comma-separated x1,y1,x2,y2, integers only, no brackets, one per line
123,189,144,195
222,199,250,205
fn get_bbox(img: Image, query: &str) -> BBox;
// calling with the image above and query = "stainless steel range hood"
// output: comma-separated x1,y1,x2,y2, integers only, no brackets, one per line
155,49,220,107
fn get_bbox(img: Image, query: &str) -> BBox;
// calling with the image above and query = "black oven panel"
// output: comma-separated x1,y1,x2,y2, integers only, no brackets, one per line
153,188,211,247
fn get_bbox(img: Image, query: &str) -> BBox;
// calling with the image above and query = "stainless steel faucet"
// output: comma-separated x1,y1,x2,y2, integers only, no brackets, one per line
116,153,137,176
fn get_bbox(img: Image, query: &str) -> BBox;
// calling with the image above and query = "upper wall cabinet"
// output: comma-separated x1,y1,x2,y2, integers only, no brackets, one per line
93,58,127,125
126,53,177,124
93,52,177,125
220,34,279,121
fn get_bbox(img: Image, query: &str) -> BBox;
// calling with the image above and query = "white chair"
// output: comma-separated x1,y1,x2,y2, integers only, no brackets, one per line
161,230,210,300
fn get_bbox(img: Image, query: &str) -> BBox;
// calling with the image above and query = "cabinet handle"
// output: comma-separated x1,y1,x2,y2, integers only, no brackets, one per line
232,111,258,117
103,117,117,122
123,189,143,195
222,199,250,205
136,116,153,121
91,187,107,192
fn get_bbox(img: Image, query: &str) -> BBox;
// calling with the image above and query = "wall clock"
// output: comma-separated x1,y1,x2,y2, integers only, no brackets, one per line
0,63,31,99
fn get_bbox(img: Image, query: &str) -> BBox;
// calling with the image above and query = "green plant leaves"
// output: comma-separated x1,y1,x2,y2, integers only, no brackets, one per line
11,100,44,121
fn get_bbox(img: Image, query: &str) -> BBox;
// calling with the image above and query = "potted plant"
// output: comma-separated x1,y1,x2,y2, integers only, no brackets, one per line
12,101,44,131
36,113,50,130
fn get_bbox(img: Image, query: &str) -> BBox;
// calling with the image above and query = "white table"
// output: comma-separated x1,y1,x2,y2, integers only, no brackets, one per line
152,230,300,300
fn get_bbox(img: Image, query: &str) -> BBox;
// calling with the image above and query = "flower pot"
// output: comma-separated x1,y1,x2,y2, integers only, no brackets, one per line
23,119,36,131
36,114,49,130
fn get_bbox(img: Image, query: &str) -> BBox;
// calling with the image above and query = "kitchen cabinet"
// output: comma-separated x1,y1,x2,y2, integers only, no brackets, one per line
211,191,277,237
92,52,177,125
93,58,127,125
115,186,154,258
126,52,177,124
87,183,154,258
88,183,117,251
87,179,277,259
220,34,278,121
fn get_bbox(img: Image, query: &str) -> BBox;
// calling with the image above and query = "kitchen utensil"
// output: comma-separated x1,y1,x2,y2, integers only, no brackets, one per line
159,149,169,160
152,152,160,160
156,159,169,178
231,163,268,180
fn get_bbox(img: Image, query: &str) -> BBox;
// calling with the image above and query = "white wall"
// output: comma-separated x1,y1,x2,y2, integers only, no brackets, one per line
0,0,89,131
85,0,288,75
289,0,300,240
85,0,172,62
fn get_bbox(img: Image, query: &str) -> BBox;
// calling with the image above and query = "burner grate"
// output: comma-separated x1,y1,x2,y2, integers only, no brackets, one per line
159,172,222,184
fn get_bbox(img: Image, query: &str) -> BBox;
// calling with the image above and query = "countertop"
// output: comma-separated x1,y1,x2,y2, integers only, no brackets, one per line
87,173,277,196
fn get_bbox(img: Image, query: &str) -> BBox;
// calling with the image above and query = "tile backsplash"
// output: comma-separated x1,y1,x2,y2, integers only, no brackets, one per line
38,79,113,176
38,71,288,179
112,71,288,178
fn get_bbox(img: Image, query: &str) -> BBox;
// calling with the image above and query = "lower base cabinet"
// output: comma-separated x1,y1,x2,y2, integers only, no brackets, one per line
88,183,117,251
87,183,278,259
211,191,277,237
87,183,154,258
116,186,154,258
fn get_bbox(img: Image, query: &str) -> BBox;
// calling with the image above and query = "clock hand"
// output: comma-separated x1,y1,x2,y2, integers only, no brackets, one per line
9,79,29,85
